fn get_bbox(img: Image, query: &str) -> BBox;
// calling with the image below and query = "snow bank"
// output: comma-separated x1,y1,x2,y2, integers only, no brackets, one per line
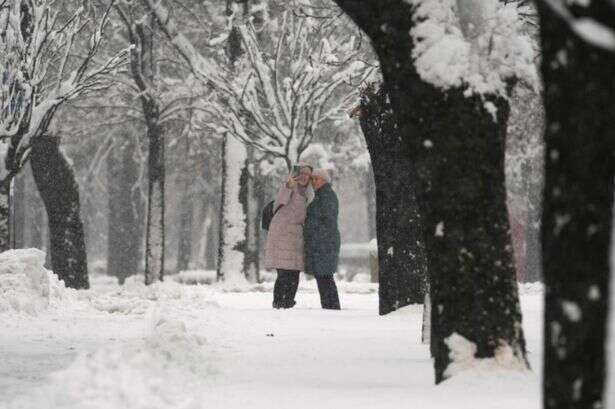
0,249,68,315
174,269,217,285
89,275,219,315
10,314,212,409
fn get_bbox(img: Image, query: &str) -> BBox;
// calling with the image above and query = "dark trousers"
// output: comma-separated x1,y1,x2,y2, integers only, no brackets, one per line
316,276,341,310
273,269,300,308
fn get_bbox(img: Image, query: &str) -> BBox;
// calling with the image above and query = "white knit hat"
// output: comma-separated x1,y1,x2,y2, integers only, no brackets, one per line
311,168,331,183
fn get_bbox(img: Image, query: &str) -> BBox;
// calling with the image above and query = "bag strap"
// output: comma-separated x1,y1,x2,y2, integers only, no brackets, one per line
273,204,284,216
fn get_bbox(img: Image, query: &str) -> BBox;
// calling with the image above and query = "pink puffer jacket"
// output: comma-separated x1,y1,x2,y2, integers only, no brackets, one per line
264,184,307,271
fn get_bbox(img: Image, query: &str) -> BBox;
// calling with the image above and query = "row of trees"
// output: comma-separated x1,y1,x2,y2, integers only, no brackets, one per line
3,0,608,407
0,0,379,287
334,0,614,408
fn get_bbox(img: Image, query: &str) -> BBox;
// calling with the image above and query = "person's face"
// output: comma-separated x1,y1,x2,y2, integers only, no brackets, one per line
311,175,325,190
297,167,312,186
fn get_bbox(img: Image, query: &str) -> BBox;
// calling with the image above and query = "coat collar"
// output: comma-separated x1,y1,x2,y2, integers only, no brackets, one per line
315,183,332,195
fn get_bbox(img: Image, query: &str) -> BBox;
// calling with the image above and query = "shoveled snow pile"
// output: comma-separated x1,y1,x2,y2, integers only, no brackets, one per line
9,313,212,409
88,275,220,314
0,249,68,315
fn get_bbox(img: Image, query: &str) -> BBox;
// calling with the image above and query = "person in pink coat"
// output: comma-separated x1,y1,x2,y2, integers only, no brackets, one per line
265,164,313,309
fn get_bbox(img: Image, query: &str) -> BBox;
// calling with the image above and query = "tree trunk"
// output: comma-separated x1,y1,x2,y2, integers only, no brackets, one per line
0,188,9,252
359,86,427,315
107,137,143,284
144,119,165,285
216,134,248,285
537,3,615,408
205,203,218,270
335,0,527,383
241,146,259,283
30,134,89,289
176,178,193,273
11,174,25,248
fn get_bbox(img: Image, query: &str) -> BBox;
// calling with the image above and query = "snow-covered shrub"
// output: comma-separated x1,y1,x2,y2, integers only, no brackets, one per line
0,249,67,315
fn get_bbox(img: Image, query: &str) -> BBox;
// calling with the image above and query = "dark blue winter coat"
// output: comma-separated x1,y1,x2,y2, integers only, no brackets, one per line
304,183,340,276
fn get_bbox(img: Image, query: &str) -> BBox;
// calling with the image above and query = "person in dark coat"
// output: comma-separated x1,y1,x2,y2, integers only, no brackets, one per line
304,169,341,310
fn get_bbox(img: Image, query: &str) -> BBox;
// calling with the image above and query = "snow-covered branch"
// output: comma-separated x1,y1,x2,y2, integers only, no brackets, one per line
0,0,129,181
146,0,375,164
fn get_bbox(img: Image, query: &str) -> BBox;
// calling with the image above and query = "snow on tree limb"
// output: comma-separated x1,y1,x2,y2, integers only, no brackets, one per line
542,0,615,51
0,0,129,185
145,0,376,165
407,0,538,96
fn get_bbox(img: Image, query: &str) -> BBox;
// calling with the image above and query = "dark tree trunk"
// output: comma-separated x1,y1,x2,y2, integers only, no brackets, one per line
359,86,427,315
107,137,143,284
128,20,165,285
10,174,25,248
524,165,542,283
205,203,218,270
176,178,193,273
335,0,527,383
0,189,9,252
144,119,165,285
27,171,45,250
240,146,259,282
537,3,615,408
30,135,89,289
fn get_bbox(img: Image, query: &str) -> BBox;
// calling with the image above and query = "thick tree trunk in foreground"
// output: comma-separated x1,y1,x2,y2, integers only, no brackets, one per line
107,137,143,284
537,3,615,408
30,135,89,289
336,0,526,383
359,86,427,315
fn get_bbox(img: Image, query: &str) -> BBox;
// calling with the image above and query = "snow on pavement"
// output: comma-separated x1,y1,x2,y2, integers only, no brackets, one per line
0,269,545,409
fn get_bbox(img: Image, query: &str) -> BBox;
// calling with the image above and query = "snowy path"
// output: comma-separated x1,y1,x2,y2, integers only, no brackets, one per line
1,277,544,409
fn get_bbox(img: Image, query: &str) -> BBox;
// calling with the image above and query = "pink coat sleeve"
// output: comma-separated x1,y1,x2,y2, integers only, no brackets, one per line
274,184,293,208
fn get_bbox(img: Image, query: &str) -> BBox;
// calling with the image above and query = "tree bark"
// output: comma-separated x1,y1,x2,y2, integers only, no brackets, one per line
240,147,260,283
217,9,249,284
30,134,89,289
176,177,193,273
144,118,165,285
205,203,218,270
0,189,9,252
537,2,615,408
359,86,427,315
365,167,377,240
335,0,527,383
107,137,143,284
10,174,25,248
216,134,248,284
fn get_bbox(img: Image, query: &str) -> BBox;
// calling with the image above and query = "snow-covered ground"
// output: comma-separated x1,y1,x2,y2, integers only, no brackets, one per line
0,250,551,409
